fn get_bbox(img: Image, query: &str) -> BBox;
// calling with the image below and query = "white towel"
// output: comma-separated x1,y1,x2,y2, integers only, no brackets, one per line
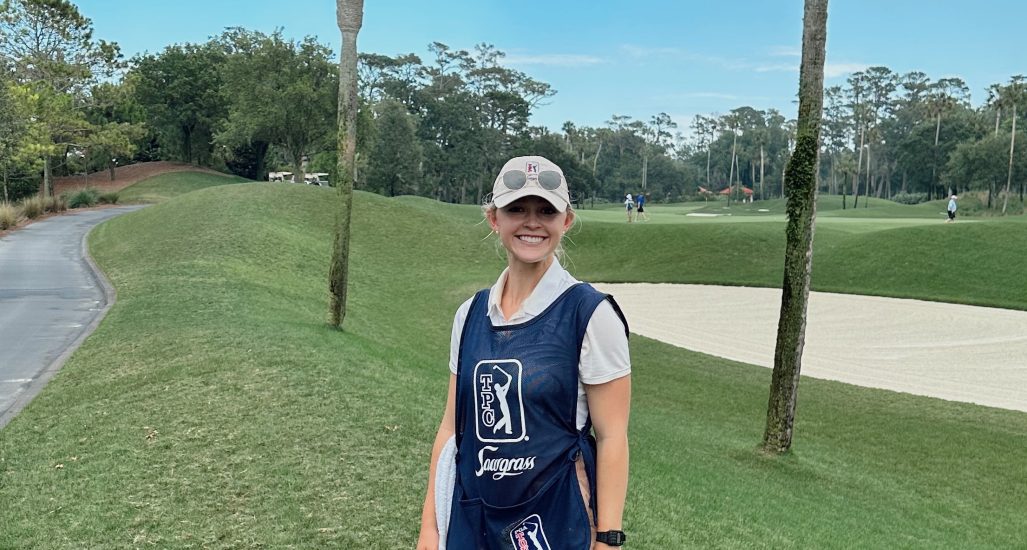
434,435,457,549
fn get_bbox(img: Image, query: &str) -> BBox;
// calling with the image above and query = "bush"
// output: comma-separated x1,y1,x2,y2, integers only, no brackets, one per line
3,176,41,203
891,192,928,205
53,194,69,212
98,191,120,205
953,191,1024,217
67,188,99,208
0,202,19,230
20,195,45,219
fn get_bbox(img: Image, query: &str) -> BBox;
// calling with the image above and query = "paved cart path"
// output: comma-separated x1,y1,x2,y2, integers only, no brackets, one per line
595,283,1027,413
0,206,146,428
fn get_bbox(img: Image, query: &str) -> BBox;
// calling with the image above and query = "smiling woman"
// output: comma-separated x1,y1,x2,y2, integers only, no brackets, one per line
417,156,632,550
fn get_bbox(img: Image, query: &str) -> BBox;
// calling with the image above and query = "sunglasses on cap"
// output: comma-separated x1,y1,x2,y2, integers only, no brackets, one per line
502,169,564,191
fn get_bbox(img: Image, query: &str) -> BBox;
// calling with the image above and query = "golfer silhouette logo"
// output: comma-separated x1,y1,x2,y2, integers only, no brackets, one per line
492,366,514,435
474,359,526,443
509,514,551,550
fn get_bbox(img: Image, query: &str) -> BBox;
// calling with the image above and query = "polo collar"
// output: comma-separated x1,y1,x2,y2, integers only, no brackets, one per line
487,259,569,324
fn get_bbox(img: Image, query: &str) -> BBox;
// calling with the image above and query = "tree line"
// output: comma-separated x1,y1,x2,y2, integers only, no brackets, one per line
2,0,1024,212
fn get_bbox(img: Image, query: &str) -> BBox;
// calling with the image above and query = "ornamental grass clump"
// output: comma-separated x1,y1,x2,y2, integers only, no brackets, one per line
98,191,120,205
43,194,68,213
20,195,45,219
68,188,99,208
0,201,19,229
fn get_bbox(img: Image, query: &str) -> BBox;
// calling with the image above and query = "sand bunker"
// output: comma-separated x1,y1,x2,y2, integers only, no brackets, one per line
595,283,1027,413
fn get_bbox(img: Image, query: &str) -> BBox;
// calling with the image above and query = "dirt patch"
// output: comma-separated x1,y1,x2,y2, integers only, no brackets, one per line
53,161,232,195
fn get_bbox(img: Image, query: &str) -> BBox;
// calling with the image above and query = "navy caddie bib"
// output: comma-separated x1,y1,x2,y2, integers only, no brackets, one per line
446,283,626,550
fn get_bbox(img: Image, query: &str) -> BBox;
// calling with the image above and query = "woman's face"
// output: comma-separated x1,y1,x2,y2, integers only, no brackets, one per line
488,196,574,267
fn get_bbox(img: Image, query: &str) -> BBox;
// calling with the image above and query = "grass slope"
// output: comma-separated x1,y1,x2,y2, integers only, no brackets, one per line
1,177,1025,547
118,172,250,203
568,213,1027,310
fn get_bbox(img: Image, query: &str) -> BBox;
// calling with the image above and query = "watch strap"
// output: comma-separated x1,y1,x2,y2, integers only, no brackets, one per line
596,530,626,546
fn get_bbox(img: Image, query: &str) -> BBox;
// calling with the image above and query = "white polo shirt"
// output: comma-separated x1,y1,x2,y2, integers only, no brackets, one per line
449,260,631,429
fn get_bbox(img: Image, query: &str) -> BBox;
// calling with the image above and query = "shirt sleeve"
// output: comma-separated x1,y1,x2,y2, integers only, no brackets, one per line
449,298,473,375
579,299,631,385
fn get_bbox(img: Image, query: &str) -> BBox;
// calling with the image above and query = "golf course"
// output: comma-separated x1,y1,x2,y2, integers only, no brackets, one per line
1,171,1025,548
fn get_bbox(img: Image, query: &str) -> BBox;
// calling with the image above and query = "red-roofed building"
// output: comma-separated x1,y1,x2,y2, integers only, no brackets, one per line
719,186,754,196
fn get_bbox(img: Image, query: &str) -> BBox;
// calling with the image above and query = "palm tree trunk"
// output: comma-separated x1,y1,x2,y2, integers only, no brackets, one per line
864,144,871,206
763,0,828,454
1003,103,1017,215
328,0,364,329
750,159,755,201
932,112,941,200
642,153,648,190
728,131,737,205
706,144,712,190
853,127,864,208
829,152,835,195
760,144,766,200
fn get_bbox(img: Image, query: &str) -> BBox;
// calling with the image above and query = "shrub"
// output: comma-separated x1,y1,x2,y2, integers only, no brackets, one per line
891,192,927,205
20,195,45,219
68,188,99,208
98,191,120,205
4,177,41,203
54,194,69,212
0,202,19,230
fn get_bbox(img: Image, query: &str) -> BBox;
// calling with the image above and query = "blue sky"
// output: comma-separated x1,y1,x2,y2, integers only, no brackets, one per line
77,0,1026,135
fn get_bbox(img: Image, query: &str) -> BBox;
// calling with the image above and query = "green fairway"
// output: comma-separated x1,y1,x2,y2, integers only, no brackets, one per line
569,203,1027,310
1,174,1025,547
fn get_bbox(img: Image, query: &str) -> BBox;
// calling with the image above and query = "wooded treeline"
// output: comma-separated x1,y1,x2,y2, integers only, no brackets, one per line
2,0,1025,210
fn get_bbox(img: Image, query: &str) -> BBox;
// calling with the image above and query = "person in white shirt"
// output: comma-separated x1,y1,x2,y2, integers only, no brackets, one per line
417,156,632,550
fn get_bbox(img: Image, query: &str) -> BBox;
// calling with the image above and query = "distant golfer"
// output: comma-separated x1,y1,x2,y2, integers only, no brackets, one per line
947,194,958,223
635,192,648,222
624,193,635,223
417,155,631,550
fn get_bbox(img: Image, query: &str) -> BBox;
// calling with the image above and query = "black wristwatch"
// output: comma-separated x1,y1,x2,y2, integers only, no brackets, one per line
596,530,626,546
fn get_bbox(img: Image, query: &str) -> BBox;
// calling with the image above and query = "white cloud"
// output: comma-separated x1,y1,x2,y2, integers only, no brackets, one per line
768,45,801,57
825,62,870,78
752,60,869,78
620,44,685,58
681,92,744,100
503,54,606,67
755,63,799,73
655,91,774,106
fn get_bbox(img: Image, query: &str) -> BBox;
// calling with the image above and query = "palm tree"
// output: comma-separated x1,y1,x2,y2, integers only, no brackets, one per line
328,0,364,328
762,0,828,454
993,76,1026,214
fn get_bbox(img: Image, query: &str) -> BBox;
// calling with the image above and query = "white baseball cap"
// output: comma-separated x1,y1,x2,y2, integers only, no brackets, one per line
491,156,571,212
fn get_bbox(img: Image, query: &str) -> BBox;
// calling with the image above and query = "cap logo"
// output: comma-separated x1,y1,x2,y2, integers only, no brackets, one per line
525,161,540,176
